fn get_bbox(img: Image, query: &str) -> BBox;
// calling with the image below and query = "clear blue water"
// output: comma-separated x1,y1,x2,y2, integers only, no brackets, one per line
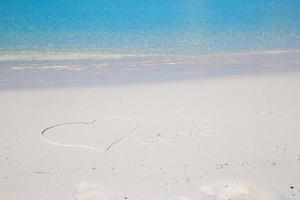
0,0,300,53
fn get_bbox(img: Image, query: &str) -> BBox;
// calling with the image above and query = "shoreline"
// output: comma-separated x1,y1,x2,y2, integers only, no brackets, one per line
1,49,300,90
1,69,300,93
0,48,299,61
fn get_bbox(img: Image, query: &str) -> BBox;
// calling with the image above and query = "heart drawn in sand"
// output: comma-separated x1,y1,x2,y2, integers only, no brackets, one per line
41,116,138,152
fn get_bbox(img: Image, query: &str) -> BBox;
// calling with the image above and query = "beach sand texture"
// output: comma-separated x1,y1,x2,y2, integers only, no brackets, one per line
1,0,300,198
0,69,300,199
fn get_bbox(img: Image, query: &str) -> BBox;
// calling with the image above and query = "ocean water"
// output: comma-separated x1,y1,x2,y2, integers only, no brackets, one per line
0,0,299,54
1,0,300,89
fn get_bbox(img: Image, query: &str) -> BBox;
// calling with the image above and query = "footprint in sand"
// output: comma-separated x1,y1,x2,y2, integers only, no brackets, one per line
199,181,280,200
75,182,110,200
137,120,221,145
41,116,137,152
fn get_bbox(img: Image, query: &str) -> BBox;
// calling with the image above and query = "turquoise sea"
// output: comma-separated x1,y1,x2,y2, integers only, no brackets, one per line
0,0,299,53
1,0,300,89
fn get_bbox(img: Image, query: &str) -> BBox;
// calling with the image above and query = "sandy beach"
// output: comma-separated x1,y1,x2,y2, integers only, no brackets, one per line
1,0,299,198
1,62,300,199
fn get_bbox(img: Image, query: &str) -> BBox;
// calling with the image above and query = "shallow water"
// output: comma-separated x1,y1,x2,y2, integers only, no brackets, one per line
0,0,299,52
1,1,300,89
1,50,300,90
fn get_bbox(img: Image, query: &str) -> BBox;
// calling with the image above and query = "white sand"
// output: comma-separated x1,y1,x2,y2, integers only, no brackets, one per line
0,71,300,200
